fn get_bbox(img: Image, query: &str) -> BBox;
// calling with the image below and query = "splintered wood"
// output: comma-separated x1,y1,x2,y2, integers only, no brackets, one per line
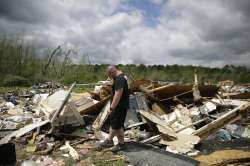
0,120,50,144
92,100,110,131
193,102,250,140
136,85,250,155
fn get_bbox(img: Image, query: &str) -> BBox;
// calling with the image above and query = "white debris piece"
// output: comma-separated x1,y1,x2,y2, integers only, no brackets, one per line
32,94,49,104
60,141,79,161
5,102,15,109
200,102,217,114
204,102,216,112
38,90,68,118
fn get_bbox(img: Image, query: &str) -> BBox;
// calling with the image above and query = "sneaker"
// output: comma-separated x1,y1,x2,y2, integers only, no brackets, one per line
98,139,114,149
110,143,126,153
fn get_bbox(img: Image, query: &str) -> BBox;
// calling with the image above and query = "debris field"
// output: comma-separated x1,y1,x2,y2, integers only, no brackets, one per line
0,76,250,166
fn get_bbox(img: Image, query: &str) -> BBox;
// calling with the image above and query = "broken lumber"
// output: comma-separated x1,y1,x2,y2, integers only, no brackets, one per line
0,120,50,144
140,84,172,94
92,100,110,130
139,109,177,139
140,135,161,144
176,118,209,133
211,99,247,107
139,110,168,127
193,102,250,140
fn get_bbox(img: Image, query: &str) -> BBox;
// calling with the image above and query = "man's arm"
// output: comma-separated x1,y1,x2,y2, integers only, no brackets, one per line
109,88,123,113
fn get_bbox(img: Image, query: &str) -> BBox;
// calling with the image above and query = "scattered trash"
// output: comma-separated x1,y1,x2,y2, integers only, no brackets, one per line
60,141,79,161
215,129,232,141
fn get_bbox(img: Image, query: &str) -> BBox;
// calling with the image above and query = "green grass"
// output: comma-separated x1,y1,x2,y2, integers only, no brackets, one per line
88,151,127,166
0,86,29,94
0,86,93,94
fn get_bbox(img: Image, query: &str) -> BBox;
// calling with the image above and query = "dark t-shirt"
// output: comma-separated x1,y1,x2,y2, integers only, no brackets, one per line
111,73,129,110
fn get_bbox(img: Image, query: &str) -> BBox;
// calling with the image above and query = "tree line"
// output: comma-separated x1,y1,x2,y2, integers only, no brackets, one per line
0,36,250,87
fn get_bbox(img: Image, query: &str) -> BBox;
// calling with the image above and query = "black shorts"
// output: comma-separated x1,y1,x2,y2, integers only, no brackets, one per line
109,106,127,130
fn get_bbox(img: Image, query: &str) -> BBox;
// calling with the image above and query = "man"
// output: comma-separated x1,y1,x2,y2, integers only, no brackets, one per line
99,65,129,152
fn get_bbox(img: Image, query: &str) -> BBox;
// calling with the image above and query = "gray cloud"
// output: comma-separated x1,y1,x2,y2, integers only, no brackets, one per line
0,0,250,67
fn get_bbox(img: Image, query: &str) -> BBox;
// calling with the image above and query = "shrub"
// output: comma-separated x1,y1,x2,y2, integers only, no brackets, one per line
2,75,30,86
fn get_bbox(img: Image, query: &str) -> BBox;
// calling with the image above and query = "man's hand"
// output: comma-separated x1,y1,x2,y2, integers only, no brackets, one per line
108,108,113,115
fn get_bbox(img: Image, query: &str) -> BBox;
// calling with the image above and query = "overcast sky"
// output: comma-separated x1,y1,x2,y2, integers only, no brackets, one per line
0,0,250,67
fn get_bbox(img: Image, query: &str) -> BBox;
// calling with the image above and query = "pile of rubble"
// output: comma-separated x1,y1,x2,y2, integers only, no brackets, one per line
0,78,250,166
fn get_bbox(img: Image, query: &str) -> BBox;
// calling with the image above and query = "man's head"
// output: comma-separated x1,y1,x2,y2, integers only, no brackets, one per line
107,65,118,79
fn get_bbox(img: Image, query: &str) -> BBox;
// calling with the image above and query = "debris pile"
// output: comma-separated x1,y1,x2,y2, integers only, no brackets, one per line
0,78,250,165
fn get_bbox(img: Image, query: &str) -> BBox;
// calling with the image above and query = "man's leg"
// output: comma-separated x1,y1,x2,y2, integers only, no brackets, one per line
110,127,126,152
116,128,125,144
99,127,116,149
108,127,116,141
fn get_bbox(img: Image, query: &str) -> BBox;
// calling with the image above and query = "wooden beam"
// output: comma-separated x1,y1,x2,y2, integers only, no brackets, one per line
176,118,209,133
138,86,158,101
147,84,173,94
140,134,161,144
92,100,110,130
0,120,50,144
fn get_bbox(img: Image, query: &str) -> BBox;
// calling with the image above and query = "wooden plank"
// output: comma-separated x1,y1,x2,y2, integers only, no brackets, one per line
92,100,110,130
222,92,250,99
139,110,168,127
140,134,161,144
139,109,177,139
0,120,50,144
176,118,209,133
146,84,173,94
211,99,247,106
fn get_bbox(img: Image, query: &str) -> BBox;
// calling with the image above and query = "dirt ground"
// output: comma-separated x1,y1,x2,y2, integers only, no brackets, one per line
195,150,250,166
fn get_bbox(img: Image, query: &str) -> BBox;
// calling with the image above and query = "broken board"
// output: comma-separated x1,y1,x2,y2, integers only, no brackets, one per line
92,100,110,131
